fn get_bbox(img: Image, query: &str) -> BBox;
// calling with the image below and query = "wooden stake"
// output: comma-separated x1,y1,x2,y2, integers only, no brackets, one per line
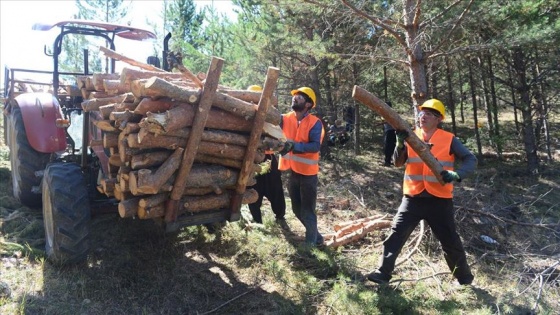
166,57,224,222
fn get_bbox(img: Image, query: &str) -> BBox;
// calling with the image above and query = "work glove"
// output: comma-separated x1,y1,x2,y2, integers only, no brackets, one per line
395,130,409,150
441,170,461,183
279,140,294,156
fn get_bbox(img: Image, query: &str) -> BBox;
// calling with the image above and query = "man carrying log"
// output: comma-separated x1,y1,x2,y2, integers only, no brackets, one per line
245,85,288,229
278,87,325,247
367,99,478,286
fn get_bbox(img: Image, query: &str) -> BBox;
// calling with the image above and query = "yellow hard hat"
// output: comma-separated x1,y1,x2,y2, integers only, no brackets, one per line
419,99,445,120
291,86,316,108
247,85,263,92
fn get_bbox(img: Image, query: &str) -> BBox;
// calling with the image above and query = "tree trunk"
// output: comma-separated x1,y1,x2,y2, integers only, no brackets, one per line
467,60,483,160
512,48,539,173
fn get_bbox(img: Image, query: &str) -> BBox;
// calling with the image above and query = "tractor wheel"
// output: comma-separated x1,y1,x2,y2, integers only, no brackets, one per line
8,105,51,207
42,162,91,265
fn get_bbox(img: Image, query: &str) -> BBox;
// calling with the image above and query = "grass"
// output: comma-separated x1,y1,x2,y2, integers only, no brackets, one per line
1,109,559,314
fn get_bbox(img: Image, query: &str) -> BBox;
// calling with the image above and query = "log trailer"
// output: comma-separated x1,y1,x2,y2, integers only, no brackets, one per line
3,20,281,265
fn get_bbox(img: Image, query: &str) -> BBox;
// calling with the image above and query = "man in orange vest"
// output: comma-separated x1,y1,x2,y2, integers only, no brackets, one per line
278,86,325,247
246,85,287,228
367,99,477,285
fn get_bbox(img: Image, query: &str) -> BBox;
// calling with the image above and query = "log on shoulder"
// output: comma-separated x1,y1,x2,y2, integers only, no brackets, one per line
352,85,445,185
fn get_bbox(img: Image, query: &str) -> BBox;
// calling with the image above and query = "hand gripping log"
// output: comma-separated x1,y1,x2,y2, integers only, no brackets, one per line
352,85,446,185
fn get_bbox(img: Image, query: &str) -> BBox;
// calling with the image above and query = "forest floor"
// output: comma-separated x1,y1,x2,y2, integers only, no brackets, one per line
1,112,559,314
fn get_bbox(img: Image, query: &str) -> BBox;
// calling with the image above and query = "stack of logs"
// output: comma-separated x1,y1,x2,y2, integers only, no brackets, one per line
78,50,285,222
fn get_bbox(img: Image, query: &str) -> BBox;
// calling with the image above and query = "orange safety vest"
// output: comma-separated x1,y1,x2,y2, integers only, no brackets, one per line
278,112,324,175
403,129,455,198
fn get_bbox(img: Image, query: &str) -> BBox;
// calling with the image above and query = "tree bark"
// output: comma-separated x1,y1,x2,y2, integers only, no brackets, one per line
141,103,255,134
182,189,258,213
82,93,135,112
120,67,185,85
134,148,184,194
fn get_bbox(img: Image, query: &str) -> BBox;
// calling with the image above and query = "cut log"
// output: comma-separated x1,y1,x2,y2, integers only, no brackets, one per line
114,101,139,112
130,150,172,169
118,197,141,218
99,104,116,119
135,76,200,102
134,77,281,125
213,91,281,125
100,177,116,197
110,110,143,130
141,103,255,134
93,120,118,132
122,122,141,135
196,141,265,162
219,89,278,107
352,85,445,185
103,132,119,149
333,214,384,231
139,194,168,209
103,79,130,95
135,148,184,194
137,204,165,220
181,189,258,213
129,163,254,195
92,73,120,91
120,67,184,85
325,218,393,248
127,130,265,152
134,97,177,115
109,154,124,167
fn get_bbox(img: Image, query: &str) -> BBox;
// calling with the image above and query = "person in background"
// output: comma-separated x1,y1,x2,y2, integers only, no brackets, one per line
367,99,477,286
327,119,350,147
246,85,288,229
278,86,325,247
382,101,396,166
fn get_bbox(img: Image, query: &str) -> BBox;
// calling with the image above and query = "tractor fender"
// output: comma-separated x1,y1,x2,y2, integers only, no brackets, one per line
14,92,67,153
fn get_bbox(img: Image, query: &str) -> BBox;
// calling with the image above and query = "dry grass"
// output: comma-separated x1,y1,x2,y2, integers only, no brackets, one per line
1,111,560,314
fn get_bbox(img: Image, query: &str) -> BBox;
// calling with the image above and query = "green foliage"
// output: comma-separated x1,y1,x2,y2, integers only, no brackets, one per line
165,0,205,50
58,1,131,74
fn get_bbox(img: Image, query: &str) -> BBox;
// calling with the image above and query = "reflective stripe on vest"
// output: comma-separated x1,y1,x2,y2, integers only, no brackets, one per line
278,112,324,175
403,129,455,198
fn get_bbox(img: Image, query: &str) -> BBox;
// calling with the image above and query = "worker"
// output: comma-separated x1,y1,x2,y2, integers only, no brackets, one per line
382,101,396,166
367,99,477,285
278,86,325,247
327,119,350,147
246,85,288,228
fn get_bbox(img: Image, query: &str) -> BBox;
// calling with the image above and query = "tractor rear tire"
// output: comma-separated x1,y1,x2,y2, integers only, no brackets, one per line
42,162,91,265
8,105,51,207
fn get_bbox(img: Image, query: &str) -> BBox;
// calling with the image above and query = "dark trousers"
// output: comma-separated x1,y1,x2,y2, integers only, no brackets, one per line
383,130,396,164
379,196,473,283
248,154,285,223
288,171,322,245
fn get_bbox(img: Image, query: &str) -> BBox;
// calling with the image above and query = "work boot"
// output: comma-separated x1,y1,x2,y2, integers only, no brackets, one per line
276,218,290,230
366,270,391,284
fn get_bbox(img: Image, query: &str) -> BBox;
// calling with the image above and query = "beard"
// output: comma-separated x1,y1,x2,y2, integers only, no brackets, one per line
291,101,306,112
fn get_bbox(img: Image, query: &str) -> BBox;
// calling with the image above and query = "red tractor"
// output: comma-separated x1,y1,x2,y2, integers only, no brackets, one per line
3,20,172,264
